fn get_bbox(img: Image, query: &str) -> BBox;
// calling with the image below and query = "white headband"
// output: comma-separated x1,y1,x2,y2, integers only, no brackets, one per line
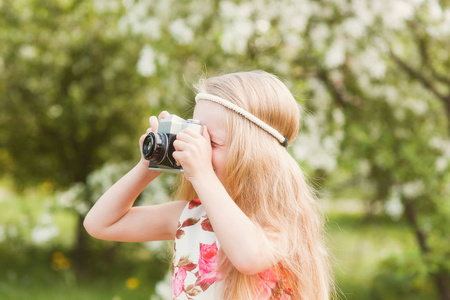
195,93,288,147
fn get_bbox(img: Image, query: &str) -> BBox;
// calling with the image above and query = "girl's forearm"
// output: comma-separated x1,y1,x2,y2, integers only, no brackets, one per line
190,174,275,275
83,162,159,235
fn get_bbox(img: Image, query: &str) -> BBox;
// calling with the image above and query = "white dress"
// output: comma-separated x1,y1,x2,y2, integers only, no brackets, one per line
171,199,296,300
172,199,222,299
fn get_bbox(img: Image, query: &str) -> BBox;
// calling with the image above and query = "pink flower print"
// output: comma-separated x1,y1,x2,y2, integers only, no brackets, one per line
172,267,187,297
258,268,279,299
197,243,220,290
188,199,202,209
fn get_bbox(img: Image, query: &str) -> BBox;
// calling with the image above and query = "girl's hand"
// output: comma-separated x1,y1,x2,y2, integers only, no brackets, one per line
172,126,215,181
139,111,170,166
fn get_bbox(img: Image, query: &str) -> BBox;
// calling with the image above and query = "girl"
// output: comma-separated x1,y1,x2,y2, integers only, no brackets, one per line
84,70,333,299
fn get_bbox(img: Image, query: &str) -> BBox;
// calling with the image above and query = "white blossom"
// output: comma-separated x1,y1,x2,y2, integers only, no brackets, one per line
382,86,400,105
427,8,450,37
283,33,303,52
255,19,270,33
119,2,161,40
137,45,157,77
325,39,346,68
310,24,329,52
144,240,166,254
220,1,254,54
87,163,131,200
428,0,443,19
332,108,345,126
429,137,450,172
221,21,254,54
342,17,366,39
358,48,387,79
407,99,428,116
47,104,63,119
122,0,134,10
276,1,311,35
352,0,374,27
94,0,120,13
402,180,425,198
386,188,404,220
380,1,415,30
151,272,172,300
31,225,59,245
140,176,170,205
19,45,37,59
169,19,194,45
57,183,84,208
293,115,339,172
435,157,449,172
38,213,54,225
139,17,162,40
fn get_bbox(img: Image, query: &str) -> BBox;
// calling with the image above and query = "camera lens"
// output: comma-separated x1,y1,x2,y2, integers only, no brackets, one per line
142,132,168,163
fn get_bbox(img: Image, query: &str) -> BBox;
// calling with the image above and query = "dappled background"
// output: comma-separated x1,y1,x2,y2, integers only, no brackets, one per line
1,0,449,299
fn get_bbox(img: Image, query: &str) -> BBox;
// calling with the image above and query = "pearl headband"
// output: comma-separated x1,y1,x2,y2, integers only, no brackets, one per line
195,93,288,147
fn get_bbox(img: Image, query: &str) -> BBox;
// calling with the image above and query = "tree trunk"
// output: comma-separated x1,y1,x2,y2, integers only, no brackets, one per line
403,199,450,300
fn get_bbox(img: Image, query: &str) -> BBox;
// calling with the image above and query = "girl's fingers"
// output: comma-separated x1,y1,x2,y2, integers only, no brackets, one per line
139,134,147,145
159,111,170,120
171,149,182,166
173,139,187,151
176,131,194,144
176,127,203,143
148,111,170,133
149,116,158,132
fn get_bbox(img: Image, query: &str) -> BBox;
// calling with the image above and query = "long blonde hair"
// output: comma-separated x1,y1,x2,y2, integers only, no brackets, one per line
175,71,333,299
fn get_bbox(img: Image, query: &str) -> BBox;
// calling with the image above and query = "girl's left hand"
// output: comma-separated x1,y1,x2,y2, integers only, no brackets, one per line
172,126,215,181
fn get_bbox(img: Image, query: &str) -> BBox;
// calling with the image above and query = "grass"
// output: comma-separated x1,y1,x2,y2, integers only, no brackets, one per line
0,241,170,300
327,213,418,299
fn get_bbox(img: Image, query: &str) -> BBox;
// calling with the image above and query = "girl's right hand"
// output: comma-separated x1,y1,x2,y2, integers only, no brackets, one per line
139,111,170,166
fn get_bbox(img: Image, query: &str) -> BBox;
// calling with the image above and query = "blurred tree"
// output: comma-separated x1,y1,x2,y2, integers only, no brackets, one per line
0,0,151,263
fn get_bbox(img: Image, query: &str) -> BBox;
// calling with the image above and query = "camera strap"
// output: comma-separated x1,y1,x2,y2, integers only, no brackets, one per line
195,93,288,148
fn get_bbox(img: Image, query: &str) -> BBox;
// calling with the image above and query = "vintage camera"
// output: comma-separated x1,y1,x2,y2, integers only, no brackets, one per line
142,115,203,173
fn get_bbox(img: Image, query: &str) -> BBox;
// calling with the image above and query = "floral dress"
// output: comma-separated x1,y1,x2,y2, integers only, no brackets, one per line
172,199,296,300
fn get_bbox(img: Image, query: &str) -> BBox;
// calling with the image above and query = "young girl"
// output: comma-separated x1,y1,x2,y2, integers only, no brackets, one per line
84,70,333,299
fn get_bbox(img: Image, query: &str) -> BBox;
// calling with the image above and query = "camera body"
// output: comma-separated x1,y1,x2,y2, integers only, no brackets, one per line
142,115,203,174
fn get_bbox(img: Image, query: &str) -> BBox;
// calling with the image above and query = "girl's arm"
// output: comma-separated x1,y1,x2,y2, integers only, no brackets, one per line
173,128,277,275
193,175,276,275
84,112,187,242
83,162,187,242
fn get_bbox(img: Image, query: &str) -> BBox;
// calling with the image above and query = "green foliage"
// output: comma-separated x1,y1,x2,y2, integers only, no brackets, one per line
0,0,148,189
371,253,437,300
